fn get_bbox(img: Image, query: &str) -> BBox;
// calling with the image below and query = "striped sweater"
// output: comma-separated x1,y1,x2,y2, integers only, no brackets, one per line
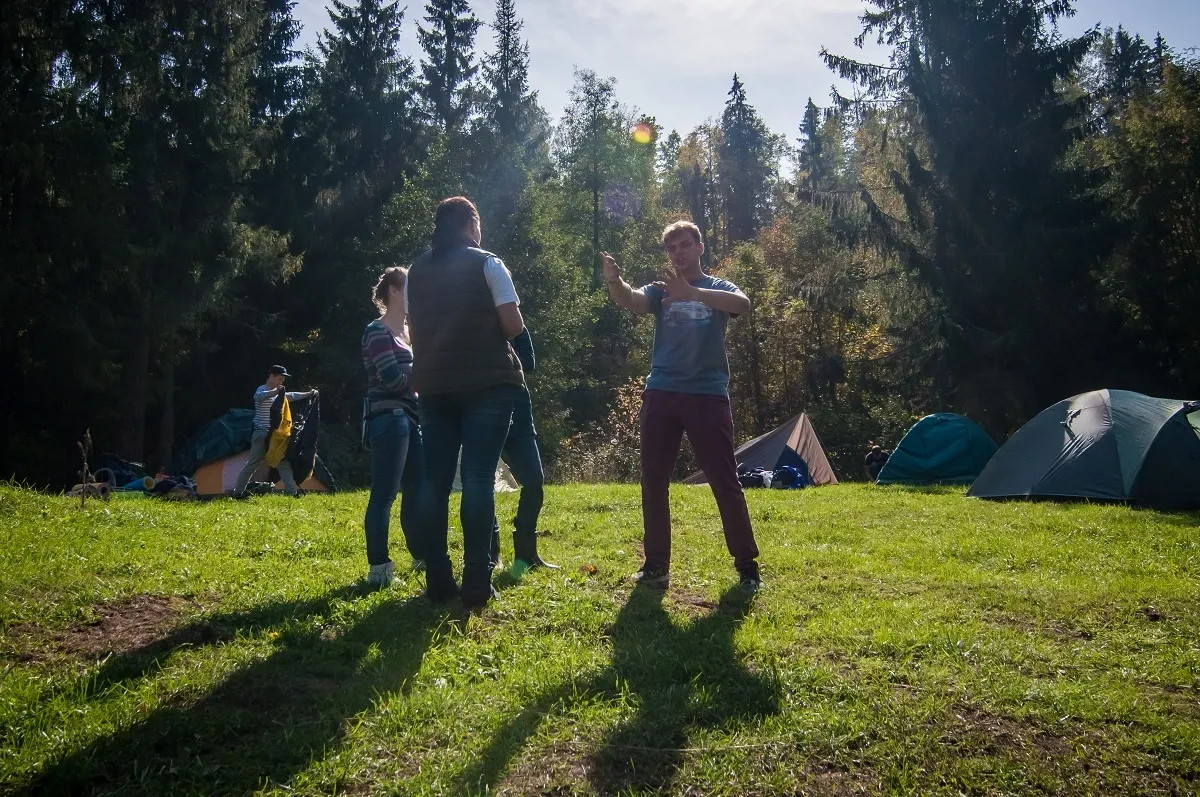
362,319,418,421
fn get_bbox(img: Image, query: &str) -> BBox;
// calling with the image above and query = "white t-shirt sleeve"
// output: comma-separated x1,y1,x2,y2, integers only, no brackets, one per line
484,256,520,307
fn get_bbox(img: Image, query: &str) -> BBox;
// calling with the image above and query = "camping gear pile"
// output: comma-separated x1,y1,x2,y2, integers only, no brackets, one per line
737,463,812,489
67,452,199,501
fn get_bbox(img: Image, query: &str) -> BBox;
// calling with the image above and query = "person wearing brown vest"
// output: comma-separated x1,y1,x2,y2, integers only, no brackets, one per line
406,196,527,609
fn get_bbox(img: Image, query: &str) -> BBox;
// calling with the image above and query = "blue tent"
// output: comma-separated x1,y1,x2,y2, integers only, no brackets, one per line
877,413,997,486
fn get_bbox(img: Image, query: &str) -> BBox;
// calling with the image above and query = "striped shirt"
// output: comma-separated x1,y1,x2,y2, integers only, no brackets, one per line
252,386,306,431
362,319,418,420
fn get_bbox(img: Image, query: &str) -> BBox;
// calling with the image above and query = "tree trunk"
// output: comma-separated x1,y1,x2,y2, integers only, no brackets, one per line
592,183,601,288
0,341,14,479
746,312,765,433
119,294,151,463
156,355,174,472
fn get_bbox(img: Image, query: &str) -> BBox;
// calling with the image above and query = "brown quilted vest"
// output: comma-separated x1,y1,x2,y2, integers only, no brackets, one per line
407,246,525,395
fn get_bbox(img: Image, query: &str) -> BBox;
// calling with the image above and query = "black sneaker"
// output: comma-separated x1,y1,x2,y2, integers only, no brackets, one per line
631,564,669,586
738,562,762,593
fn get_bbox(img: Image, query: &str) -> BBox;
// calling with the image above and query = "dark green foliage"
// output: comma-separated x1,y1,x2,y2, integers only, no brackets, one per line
823,0,1111,434
1088,56,1200,395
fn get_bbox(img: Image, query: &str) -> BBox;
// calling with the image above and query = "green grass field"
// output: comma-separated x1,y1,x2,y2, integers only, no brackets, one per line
0,482,1197,795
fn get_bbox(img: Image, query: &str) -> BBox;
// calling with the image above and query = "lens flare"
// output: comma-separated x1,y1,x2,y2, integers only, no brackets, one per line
632,122,654,145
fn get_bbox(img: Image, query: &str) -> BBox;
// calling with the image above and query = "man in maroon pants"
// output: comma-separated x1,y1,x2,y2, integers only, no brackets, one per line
601,220,761,591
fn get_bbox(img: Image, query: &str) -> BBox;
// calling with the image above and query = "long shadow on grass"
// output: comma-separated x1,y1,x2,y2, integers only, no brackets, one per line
21,585,367,711
458,584,780,795
16,589,447,796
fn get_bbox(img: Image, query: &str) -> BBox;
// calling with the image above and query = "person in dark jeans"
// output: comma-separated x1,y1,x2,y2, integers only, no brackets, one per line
407,196,528,609
361,266,424,587
490,328,558,572
602,220,762,592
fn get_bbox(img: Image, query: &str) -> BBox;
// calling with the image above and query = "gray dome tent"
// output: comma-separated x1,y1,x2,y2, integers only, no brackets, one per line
684,412,837,486
968,389,1200,509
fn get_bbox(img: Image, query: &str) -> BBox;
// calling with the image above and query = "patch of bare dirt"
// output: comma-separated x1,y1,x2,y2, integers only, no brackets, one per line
945,707,1076,759
669,589,717,617
944,706,1193,794
495,743,592,796
798,762,883,795
11,594,200,662
985,612,1095,641
1141,683,1200,719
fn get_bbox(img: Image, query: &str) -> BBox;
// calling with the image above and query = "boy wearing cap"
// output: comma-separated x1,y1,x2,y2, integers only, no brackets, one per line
233,365,318,497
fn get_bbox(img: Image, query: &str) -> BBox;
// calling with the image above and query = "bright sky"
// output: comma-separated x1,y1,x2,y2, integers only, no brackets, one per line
292,0,1200,141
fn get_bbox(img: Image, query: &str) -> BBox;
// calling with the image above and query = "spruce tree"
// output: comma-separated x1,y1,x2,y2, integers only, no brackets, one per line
418,0,481,132
718,75,780,246
481,0,538,142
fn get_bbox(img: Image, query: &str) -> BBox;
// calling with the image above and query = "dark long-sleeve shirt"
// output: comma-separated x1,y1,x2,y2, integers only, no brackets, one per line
511,327,535,373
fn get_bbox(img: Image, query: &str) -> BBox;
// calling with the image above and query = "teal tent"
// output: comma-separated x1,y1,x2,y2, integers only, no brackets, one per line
876,413,997,485
968,390,1200,509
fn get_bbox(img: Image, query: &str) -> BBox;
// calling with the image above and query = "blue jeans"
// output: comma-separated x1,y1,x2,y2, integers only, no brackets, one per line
491,390,545,558
364,411,424,566
419,385,522,590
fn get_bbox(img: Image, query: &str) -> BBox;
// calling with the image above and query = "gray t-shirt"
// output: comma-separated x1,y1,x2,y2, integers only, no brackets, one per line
643,275,745,396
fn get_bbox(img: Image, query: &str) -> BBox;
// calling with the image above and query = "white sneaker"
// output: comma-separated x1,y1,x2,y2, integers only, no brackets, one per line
367,561,398,587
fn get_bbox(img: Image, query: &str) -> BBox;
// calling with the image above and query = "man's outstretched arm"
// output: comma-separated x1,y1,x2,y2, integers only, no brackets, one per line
601,252,652,314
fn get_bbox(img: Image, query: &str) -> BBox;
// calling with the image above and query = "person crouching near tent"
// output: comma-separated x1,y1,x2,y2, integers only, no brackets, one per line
232,365,317,498
489,326,558,573
601,220,762,592
864,443,890,483
407,196,527,609
361,266,425,587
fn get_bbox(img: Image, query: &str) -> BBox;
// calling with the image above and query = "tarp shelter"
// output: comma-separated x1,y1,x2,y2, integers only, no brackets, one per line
968,389,1200,509
877,413,997,485
684,412,838,486
171,406,336,496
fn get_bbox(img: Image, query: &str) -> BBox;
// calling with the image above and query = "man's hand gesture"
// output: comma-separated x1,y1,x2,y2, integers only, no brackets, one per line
657,272,697,306
601,252,622,284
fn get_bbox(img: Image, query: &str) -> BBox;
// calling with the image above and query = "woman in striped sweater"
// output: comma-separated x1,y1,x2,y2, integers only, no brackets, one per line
361,267,424,586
